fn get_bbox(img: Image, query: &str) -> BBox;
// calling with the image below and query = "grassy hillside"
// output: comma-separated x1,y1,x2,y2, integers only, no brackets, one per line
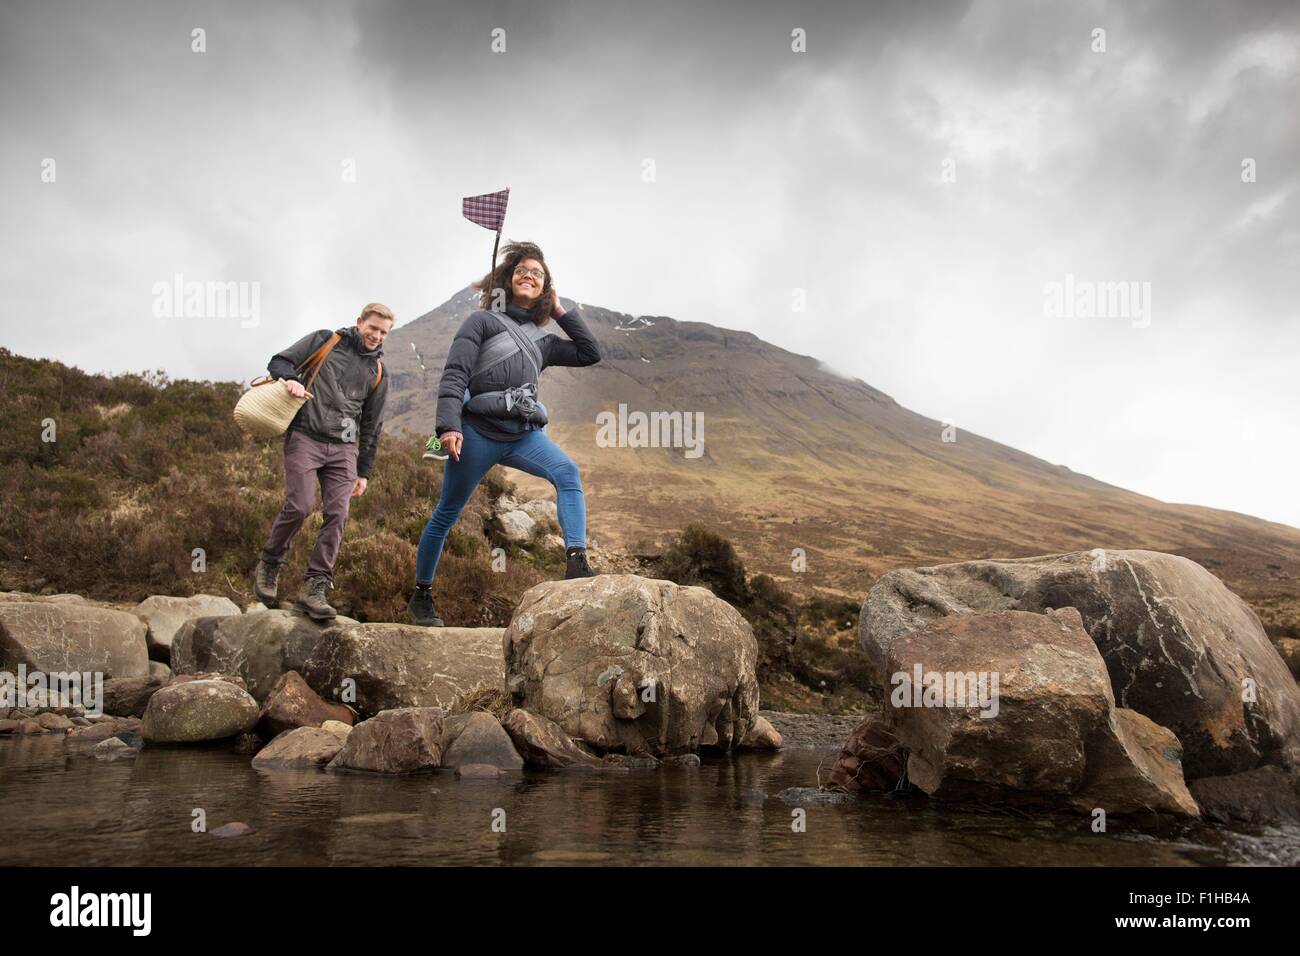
0,347,872,712
0,347,545,625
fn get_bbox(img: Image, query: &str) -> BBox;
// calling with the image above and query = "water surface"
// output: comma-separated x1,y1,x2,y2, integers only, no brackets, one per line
1,737,1295,866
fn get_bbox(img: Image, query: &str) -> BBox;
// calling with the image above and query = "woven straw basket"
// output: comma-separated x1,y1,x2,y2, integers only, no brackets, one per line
233,379,309,438
232,333,341,438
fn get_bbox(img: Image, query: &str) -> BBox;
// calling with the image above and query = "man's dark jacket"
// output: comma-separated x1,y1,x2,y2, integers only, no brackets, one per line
267,326,388,478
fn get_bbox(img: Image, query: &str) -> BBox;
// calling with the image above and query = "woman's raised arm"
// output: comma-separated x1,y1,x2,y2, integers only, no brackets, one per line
542,295,600,368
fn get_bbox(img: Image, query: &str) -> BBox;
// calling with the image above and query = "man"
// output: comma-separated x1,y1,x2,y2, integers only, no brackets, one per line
251,303,393,620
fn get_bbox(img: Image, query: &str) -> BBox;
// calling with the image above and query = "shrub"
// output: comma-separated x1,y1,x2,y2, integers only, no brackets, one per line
653,526,875,709
658,523,749,606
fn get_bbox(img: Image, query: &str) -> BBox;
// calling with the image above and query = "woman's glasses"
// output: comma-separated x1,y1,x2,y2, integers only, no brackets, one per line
513,266,546,281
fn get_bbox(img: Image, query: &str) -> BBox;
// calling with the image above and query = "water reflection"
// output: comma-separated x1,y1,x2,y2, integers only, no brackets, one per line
0,738,1295,866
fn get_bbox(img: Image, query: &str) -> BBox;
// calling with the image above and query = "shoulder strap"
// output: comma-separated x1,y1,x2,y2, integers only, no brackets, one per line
520,319,551,342
469,313,553,380
373,359,383,390
298,333,342,390
294,332,337,374
489,311,543,378
473,331,518,378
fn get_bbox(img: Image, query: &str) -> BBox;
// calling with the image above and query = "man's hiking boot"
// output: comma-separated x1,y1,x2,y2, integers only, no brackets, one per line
564,547,597,580
252,558,282,607
407,586,444,627
295,575,337,621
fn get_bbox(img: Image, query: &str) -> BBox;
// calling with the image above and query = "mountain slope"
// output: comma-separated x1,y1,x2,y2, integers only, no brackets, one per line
382,287,1300,635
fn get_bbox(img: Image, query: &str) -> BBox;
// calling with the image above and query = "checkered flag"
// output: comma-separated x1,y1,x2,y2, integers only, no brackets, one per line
462,187,511,283
462,188,510,234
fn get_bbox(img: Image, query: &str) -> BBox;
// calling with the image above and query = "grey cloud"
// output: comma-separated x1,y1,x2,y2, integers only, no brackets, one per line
0,0,1296,526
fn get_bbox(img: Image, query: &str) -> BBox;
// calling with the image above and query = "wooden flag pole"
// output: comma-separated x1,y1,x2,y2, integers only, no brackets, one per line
463,186,510,299
491,231,501,291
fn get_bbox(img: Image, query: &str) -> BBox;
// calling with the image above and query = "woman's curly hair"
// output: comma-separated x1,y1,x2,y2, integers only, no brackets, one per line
473,240,555,326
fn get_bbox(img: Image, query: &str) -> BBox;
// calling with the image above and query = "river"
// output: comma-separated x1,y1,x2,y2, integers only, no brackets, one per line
2,734,1297,865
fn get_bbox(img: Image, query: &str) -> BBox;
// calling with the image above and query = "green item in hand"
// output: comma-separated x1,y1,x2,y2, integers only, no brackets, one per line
422,435,448,461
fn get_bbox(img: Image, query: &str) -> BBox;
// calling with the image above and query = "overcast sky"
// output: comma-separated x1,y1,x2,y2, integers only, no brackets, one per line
2,0,1297,528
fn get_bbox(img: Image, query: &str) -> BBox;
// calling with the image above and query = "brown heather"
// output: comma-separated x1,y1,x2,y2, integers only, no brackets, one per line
0,347,875,712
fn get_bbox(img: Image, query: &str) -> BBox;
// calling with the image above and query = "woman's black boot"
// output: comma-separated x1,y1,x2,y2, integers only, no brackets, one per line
407,585,444,626
564,546,597,579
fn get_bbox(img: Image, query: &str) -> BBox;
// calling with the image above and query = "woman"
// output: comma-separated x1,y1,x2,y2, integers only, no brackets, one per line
408,241,601,627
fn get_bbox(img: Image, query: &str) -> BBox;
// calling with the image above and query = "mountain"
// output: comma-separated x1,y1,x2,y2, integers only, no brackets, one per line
382,286,1300,636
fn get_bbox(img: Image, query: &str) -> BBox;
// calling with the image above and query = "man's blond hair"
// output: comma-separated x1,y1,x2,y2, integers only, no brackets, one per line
359,302,395,324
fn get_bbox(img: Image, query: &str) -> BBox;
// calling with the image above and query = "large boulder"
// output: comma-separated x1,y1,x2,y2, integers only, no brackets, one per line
172,609,352,702
441,711,523,771
301,624,505,719
860,549,1300,778
326,708,444,773
0,591,86,605
169,672,248,691
1072,708,1200,818
886,607,1113,802
252,725,351,770
0,602,148,678
134,594,240,663
834,606,1199,816
141,679,260,743
501,708,604,770
504,574,759,756
102,676,168,718
256,671,353,739
1187,766,1300,826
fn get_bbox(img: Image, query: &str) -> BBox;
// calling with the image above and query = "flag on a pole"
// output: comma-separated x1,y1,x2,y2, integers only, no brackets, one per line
462,188,510,232
462,187,511,285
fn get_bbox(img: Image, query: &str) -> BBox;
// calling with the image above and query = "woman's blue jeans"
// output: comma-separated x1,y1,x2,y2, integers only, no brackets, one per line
415,420,586,585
